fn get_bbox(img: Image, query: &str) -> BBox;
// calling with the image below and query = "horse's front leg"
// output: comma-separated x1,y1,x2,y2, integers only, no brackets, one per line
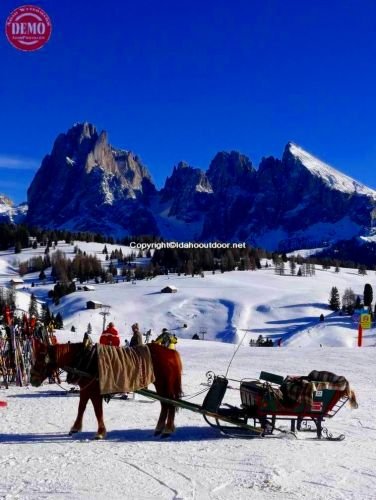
91,394,107,440
69,390,89,435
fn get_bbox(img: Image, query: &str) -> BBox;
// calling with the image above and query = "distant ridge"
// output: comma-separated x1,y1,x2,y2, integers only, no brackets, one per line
3,121,373,251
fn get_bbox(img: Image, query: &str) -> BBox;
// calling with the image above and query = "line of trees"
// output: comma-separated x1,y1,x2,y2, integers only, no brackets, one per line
0,223,165,253
329,283,375,315
152,247,263,274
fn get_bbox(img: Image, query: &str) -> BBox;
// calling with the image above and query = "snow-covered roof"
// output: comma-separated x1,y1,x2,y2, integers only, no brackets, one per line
10,278,24,284
288,143,376,197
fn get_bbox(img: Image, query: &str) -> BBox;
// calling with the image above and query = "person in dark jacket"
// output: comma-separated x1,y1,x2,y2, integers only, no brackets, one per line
129,323,143,347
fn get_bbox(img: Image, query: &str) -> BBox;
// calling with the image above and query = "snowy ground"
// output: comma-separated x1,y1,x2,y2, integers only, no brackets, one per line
1,242,376,499
1,241,375,348
1,342,375,500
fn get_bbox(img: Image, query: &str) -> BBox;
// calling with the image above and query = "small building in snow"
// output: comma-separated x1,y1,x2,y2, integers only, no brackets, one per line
161,285,178,293
86,300,102,309
10,278,24,289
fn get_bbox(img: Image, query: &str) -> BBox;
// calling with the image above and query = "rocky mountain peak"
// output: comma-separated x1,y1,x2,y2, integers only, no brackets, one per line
0,194,13,207
17,128,376,250
207,151,255,191
72,122,98,140
283,142,376,197
0,195,27,224
26,123,157,234
176,161,190,170
162,162,212,201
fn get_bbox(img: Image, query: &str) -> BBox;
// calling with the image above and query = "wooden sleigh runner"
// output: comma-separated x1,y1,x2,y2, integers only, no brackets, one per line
138,370,357,441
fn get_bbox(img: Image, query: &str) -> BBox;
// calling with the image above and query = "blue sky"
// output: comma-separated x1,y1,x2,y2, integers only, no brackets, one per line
1,0,376,203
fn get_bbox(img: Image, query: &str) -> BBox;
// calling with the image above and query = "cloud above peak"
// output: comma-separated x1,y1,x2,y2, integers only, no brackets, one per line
0,154,39,170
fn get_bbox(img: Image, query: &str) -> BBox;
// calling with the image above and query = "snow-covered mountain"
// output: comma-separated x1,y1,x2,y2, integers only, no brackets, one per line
23,123,376,250
288,143,376,196
0,194,27,224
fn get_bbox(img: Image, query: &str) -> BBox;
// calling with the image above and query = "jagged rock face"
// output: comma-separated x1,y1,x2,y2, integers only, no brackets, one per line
160,162,213,222
200,152,256,240
246,143,376,249
27,123,157,235
21,123,376,249
207,151,255,192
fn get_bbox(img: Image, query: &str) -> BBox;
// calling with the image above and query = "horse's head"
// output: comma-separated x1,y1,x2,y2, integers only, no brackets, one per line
30,339,55,387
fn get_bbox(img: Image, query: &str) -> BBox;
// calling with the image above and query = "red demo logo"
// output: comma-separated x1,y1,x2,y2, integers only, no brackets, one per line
5,5,52,51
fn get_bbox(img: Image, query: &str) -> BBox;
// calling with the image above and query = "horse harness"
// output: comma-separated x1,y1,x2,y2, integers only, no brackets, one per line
44,343,99,391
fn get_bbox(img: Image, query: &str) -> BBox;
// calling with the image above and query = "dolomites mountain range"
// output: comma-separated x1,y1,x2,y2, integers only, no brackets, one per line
2,122,376,251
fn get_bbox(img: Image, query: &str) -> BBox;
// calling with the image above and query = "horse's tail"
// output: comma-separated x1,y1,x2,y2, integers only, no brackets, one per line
172,350,183,400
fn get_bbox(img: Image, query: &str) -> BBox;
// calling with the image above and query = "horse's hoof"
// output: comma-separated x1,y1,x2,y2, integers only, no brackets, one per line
161,424,175,438
154,430,163,436
69,428,81,435
95,432,106,440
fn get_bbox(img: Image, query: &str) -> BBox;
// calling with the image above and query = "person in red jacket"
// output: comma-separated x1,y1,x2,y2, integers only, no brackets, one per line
99,322,120,346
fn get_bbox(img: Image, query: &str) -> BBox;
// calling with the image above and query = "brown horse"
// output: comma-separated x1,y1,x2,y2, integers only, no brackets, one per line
30,340,183,439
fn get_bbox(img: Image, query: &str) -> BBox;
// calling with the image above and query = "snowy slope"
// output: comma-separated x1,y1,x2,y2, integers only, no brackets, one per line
0,243,375,499
289,143,376,197
1,242,375,348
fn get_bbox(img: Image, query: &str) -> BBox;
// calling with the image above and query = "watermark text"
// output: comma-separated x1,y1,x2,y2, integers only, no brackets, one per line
130,241,246,251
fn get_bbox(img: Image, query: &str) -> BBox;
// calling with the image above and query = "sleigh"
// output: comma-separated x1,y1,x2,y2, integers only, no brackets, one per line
138,370,354,441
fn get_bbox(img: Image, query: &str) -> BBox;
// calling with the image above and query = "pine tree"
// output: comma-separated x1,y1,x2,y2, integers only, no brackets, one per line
358,265,367,275
289,259,296,275
55,312,63,329
274,255,282,275
14,241,22,254
28,293,39,318
41,304,52,326
342,288,356,314
329,287,340,311
355,295,362,310
363,283,373,308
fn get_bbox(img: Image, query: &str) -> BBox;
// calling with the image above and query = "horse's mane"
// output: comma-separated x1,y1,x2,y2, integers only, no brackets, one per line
53,342,84,365
52,342,98,379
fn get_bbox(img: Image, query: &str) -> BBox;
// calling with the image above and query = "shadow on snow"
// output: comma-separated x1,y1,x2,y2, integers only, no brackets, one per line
0,426,222,444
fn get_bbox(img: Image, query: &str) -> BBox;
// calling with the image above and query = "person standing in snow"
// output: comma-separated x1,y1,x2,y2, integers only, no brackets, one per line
154,328,178,349
129,323,143,347
99,322,121,346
